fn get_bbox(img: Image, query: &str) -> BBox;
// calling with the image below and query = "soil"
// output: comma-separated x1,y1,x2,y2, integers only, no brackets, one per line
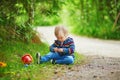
52,56,120,80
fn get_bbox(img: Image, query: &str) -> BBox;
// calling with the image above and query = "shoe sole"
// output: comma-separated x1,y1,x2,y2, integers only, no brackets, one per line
36,53,40,64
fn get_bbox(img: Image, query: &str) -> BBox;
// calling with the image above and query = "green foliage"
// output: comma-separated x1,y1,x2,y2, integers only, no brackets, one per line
0,24,35,43
0,0,64,42
15,24,35,42
0,0,35,42
0,41,85,80
34,0,64,26
0,0,120,42
61,0,120,40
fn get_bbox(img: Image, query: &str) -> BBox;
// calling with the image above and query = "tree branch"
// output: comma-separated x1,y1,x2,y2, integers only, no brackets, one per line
112,12,120,31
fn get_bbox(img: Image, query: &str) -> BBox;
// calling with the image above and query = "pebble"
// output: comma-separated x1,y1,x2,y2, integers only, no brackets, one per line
52,56,120,80
93,75,97,78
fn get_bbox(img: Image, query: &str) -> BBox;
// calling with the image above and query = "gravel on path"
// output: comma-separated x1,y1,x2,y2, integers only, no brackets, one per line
52,56,120,80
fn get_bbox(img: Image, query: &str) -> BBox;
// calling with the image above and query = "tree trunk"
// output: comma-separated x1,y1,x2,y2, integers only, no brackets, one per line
23,0,35,25
112,12,120,31
28,0,35,25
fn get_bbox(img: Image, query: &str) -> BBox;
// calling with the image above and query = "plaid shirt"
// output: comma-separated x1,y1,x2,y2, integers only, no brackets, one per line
50,37,75,56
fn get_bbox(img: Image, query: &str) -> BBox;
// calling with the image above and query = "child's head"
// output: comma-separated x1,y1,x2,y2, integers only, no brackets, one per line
54,26,68,42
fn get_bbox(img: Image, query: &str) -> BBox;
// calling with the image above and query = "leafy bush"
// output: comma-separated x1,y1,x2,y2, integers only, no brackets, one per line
0,0,64,42
60,0,120,40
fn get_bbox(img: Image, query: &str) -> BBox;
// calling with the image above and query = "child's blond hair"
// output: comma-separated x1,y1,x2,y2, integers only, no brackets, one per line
54,26,68,37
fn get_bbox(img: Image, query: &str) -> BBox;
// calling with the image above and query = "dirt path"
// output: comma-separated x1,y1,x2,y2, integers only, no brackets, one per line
35,26,120,57
52,56,120,80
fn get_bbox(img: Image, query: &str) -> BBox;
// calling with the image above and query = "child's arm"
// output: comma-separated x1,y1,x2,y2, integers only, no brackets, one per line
50,44,57,52
57,48,63,52
63,44,75,55
62,38,75,55
50,40,59,52
53,47,58,52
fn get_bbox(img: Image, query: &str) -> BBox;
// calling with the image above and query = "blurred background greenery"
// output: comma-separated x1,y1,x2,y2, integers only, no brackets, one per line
0,0,120,42
0,1,120,79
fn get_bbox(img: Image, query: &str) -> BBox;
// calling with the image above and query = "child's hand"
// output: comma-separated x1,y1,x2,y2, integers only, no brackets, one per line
57,48,63,52
54,47,58,52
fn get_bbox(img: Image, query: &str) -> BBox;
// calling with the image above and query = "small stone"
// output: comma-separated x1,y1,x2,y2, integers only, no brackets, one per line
77,70,79,72
80,76,82,78
88,64,91,67
111,72,114,74
54,71,58,74
68,67,72,70
93,75,97,78
102,56,104,59
102,67,104,69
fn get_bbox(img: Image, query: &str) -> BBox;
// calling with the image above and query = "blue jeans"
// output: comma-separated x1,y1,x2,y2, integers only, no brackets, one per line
40,52,74,64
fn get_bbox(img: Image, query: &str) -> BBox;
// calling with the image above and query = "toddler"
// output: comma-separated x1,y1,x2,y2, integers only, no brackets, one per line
36,26,75,64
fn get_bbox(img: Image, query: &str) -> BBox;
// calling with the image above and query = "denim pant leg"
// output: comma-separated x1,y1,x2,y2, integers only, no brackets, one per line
40,52,61,63
55,56,74,64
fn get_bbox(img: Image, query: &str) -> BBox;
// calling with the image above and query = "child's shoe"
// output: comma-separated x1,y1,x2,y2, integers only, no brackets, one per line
51,59,56,64
36,52,41,64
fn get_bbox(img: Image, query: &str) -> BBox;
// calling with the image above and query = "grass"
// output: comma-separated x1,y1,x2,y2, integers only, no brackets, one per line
0,41,85,80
